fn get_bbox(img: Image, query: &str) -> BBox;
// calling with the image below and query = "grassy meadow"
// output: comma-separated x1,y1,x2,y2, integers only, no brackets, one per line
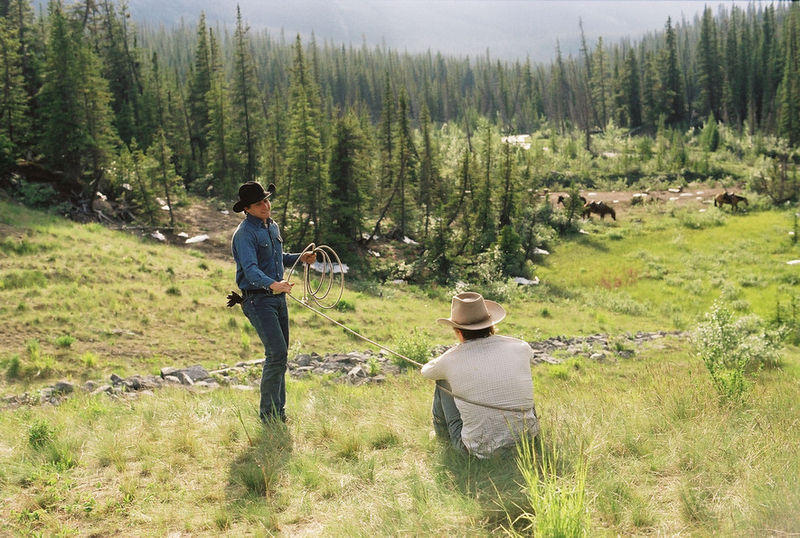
1,197,800,535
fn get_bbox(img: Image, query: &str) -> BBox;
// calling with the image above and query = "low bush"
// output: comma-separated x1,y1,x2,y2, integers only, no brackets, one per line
692,301,781,404
392,328,433,367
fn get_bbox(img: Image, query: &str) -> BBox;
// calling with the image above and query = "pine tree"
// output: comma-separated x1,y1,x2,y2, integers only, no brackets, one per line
188,13,211,179
230,6,263,183
38,3,116,192
474,121,495,252
147,127,181,228
99,1,143,148
326,112,364,255
778,5,800,146
393,91,417,238
418,103,439,239
696,7,722,119
591,37,610,128
657,17,685,126
498,138,515,228
285,34,324,246
206,27,232,196
0,17,28,163
641,50,658,129
618,49,642,128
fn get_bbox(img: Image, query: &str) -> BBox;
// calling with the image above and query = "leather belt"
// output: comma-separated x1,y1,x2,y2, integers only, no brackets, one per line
241,288,274,297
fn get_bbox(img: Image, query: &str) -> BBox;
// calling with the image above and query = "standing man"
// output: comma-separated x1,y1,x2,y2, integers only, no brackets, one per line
421,292,539,458
231,181,315,423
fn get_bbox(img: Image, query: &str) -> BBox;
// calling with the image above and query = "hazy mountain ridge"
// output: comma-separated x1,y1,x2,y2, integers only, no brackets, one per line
35,0,749,61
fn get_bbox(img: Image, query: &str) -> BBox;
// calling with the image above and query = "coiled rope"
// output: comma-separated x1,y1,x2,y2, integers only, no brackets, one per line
282,243,535,415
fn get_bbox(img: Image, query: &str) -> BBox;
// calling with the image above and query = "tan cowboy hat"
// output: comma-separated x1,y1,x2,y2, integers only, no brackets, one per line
437,292,506,330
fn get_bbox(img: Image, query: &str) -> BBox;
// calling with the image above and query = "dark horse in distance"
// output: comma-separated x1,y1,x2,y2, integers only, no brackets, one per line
714,192,748,211
582,201,616,220
557,194,587,207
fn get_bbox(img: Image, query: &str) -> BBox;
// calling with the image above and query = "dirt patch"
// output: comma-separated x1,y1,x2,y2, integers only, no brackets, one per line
0,223,27,241
548,185,734,209
547,185,733,207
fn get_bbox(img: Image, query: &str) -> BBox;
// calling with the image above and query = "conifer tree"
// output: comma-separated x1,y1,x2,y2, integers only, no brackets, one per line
418,103,439,239
393,91,417,238
498,138,515,228
696,7,722,119
99,1,143,148
327,111,364,255
657,17,685,126
147,127,181,228
285,34,324,245
230,6,263,183
0,17,27,163
474,121,495,252
591,37,610,128
188,13,211,179
206,27,232,196
778,5,800,146
38,3,116,191
261,90,286,207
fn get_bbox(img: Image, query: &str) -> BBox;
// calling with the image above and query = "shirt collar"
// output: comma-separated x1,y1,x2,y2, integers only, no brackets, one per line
245,213,269,227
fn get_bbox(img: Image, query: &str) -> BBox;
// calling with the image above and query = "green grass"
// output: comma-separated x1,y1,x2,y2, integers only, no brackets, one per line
1,199,800,534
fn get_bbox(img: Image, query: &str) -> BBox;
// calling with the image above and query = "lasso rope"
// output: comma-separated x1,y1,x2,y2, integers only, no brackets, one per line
283,243,536,415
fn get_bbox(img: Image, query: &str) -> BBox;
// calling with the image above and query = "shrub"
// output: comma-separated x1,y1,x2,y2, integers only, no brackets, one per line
80,352,98,368
55,335,75,348
5,354,21,379
336,298,356,312
392,328,432,367
28,420,54,449
692,302,781,404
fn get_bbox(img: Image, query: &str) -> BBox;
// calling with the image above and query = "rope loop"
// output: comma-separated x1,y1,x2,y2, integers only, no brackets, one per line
286,243,345,310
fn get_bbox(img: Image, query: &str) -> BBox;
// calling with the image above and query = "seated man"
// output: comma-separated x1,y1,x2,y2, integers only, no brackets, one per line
421,292,539,458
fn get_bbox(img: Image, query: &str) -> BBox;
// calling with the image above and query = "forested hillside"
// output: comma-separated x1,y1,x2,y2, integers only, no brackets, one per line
1,1,800,273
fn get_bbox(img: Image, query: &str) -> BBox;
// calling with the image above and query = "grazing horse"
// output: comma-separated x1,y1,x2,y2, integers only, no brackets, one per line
582,201,616,220
714,192,748,211
557,194,587,207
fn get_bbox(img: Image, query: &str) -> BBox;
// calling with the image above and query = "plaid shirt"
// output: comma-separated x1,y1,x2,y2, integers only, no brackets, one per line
421,334,539,457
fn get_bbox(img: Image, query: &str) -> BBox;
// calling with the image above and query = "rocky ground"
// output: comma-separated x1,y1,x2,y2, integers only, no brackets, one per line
2,331,681,408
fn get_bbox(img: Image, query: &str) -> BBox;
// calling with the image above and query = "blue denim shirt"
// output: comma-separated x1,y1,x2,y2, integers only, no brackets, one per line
231,214,300,290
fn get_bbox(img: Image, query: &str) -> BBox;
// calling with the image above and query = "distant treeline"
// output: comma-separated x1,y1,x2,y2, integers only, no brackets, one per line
0,1,799,270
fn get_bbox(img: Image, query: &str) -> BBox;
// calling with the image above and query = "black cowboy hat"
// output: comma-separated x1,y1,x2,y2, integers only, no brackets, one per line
232,182,276,213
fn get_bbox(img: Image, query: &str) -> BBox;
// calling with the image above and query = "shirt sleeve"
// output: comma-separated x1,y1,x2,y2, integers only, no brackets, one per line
421,354,447,380
233,228,275,289
283,252,300,267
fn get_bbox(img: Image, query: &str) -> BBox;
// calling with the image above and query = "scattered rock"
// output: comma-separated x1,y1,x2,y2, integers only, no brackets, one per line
161,365,210,382
185,234,209,244
91,384,113,395
52,381,75,395
2,331,685,409
176,372,194,386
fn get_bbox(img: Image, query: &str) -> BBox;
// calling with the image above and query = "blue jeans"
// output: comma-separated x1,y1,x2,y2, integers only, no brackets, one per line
432,380,466,452
241,294,289,422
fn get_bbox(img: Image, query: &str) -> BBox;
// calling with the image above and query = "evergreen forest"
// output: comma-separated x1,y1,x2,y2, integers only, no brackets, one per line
2,0,800,280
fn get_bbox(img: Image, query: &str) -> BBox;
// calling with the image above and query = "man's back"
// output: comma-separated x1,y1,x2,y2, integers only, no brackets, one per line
421,334,539,457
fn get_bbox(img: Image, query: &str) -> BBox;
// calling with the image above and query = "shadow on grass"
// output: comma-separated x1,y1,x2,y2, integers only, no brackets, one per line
432,436,545,532
575,234,610,252
225,420,293,516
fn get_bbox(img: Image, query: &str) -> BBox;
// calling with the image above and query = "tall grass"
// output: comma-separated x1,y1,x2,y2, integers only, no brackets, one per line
509,438,589,537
